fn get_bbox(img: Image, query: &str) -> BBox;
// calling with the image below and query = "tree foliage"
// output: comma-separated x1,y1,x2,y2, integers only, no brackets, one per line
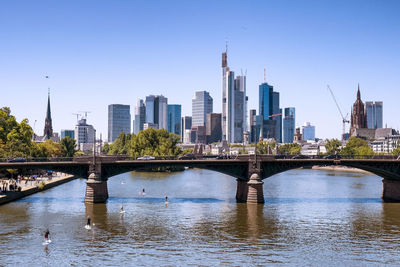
0,107,34,158
60,137,78,157
325,138,342,155
31,140,62,158
278,143,301,155
256,141,277,154
105,129,182,158
340,136,374,157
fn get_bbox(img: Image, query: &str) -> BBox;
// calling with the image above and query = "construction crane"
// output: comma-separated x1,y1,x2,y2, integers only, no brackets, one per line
79,111,91,119
327,85,349,141
269,113,282,118
72,113,81,123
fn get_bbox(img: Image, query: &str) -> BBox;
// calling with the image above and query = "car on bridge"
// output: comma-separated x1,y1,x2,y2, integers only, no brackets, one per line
6,157,27,162
216,154,231,159
178,153,196,160
323,154,341,159
291,155,309,159
137,155,155,160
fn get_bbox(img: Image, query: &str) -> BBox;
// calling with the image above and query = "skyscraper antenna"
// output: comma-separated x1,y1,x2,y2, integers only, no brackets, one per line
264,68,266,82
226,40,228,53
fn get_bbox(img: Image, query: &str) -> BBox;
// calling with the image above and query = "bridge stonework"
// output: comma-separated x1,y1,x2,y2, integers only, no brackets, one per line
2,157,400,204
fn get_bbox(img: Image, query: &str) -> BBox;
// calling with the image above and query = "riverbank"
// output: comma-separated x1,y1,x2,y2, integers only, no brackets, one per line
312,165,373,175
0,175,77,205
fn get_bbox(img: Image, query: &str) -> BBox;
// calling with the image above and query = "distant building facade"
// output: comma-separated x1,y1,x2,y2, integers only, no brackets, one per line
365,101,383,129
167,104,181,136
134,99,146,134
192,91,213,127
249,109,257,143
283,107,295,143
61,130,75,139
206,113,222,143
181,116,192,142
259,82,282,142
108,104,131,142
75,118,95,153
302,122,315,141
145,95,168,129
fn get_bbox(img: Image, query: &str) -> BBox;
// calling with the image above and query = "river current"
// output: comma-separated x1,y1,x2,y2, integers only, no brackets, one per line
1,169,400,266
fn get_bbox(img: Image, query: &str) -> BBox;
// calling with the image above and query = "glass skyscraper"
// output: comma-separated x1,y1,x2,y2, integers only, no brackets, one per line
192,91,213,127
283,107,295,143
167,104,181,136
302,122,315,141
108,104,131,142
145,95,168,130
366,101,383,129
258,82,282,143
134,99,146,134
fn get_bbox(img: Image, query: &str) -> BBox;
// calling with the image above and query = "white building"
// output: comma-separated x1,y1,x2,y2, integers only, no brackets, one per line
371,135,400,153
74,119,95,153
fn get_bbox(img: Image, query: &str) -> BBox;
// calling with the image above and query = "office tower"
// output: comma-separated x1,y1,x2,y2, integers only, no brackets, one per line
192,91,213,127
145,95,168,129
283,107,295,143
259,82,282,142
350,85,367,136
206,113,222,143
108,104,131,142
191,126,206,144
134,99,146,134
221,48,247,143
74,118,95,152
249,109,257,143
61,129,75,139
181,116,192,142
302,122,315,141
366,101,383,129
167,104,182,136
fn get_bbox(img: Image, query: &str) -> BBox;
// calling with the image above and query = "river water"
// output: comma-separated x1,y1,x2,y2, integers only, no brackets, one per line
1,169,400,266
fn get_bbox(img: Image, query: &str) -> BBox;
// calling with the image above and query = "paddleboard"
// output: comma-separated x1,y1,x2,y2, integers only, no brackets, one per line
42,239,52,245
120,210,125,214
85,225,91,230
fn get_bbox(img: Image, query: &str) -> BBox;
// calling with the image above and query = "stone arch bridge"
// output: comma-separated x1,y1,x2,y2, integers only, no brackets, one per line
1,155,400,204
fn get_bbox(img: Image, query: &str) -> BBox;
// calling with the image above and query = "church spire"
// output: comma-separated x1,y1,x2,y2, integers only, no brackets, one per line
44,89,53,139
357,83,361,100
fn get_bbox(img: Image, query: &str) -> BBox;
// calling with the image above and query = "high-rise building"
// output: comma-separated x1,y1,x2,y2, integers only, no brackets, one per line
134,99,146,134
108,104,131,142
192,91,213,127
181,116,192,142
190,126,206,144
167,104,181,136
206,113,222,143
302,122,315,141
258,82,282,142
145,95,168,129
221,48,247,143
74,118,95,152
350,85,367,136
61,129,75,139
365,101,383,129
249,109,257,143
283,107,295,143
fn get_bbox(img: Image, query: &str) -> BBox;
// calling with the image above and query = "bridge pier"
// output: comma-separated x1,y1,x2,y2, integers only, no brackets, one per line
85,172,108,203
236,179,248,203
382,179,400,202
247,173,264,204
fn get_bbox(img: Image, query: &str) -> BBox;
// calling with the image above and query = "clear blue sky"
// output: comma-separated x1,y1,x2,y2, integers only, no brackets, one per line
1,0,399,140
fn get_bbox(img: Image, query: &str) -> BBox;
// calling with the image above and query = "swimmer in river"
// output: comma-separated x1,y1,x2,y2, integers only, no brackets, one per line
165,195,168,202
44,229,50,241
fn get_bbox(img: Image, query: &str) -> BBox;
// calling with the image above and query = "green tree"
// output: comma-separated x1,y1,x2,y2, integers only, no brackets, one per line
392,141,400,155
60,137,77,157
31,139,62,158
278,143,301,155
107,132,132,155
341,136,373,158
129,128,181,158
325,138,342,155
256,141,277,154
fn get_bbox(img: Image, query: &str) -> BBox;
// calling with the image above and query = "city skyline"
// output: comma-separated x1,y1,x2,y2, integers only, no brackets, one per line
1,0,399,139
